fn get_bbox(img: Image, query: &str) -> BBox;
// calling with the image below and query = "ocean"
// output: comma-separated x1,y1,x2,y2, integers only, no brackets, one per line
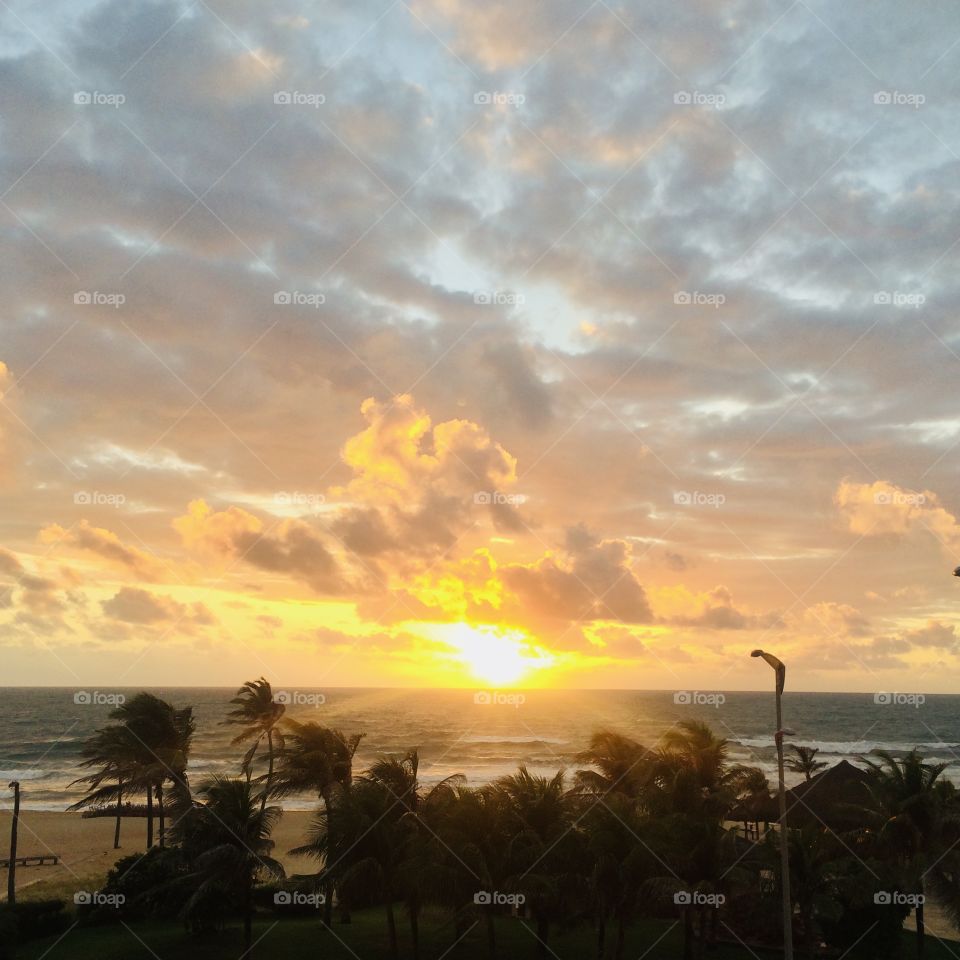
1,687,958,811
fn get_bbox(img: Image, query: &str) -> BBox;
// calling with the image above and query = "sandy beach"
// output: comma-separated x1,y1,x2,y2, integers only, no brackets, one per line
0,810,320,902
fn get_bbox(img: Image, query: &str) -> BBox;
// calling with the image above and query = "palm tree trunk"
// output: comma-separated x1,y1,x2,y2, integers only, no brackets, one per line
259,730,273,818
596,917,606,959
615,912,626,960
114,780,122,849
916,899,925,959
486,909,497,959
409,903,420,960
157,782,165,848
536,916,550,959
243,873,253,959
386,900,399,960
146,782,154,847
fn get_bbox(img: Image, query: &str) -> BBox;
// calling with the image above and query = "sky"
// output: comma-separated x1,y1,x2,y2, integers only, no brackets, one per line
1,0,960,692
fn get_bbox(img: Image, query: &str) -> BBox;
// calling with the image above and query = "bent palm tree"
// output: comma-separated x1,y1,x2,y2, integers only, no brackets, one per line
785,745,827,781
181,777,284,958
223,677,285,815
860,750,953,959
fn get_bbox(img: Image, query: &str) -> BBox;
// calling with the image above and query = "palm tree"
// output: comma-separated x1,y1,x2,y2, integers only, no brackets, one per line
70,723,141,848
575,730,653,800
495,767,582,959
223,678,285,815
860,750,954,958
785,746,827,781
362,750,464,959
580,793,657,960
180,777,284,958
429,784,509,959
273,722,364,924
72,693,195,849
653,721,763,960
293,777,407,959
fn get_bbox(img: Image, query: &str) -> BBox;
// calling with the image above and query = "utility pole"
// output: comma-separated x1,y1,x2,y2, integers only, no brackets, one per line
7,780,20,906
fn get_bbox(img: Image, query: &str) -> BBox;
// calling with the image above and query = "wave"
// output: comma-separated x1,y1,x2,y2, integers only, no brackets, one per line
731,738,960,756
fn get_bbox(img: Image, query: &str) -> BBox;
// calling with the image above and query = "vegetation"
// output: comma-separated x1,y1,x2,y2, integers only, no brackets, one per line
41,682,960,960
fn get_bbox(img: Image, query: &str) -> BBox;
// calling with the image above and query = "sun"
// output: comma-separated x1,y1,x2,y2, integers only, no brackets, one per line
419,622,555,686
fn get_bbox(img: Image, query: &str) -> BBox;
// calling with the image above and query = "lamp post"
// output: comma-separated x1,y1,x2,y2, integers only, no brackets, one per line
7,780,19,906
751,649,793,960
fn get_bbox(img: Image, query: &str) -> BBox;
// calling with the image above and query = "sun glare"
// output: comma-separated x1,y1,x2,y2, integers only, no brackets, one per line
419,622,555,686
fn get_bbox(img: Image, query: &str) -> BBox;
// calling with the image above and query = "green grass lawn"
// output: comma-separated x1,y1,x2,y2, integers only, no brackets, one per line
15,909,960,960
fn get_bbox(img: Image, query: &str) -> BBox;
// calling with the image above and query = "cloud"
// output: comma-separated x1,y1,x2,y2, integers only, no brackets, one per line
38,520,166,580
502,525,653,625
174,499,344,594
835,480,960,552
101,586,216,626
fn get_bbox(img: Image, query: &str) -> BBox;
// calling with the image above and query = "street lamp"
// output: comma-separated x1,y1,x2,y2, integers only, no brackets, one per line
751,649,793,960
